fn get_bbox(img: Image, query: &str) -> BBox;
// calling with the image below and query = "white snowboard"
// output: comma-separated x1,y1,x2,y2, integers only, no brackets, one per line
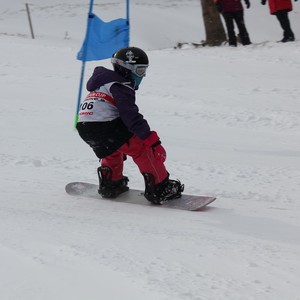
65,182,216,211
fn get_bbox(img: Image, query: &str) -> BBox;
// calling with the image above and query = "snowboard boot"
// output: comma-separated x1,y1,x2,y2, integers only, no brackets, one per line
97,166,129,198
142,173,184,205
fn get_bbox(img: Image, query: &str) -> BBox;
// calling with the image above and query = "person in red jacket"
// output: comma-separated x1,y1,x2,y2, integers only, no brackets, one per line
214,0,251,46
261,0,297,42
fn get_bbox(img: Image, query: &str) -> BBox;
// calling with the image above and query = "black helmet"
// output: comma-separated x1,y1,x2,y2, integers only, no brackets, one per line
111,47,149,79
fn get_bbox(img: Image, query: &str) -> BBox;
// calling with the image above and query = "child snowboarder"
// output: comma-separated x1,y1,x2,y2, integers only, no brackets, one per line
76,47,184,204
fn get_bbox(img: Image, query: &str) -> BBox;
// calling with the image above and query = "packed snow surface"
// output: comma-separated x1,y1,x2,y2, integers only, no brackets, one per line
1,1,300,299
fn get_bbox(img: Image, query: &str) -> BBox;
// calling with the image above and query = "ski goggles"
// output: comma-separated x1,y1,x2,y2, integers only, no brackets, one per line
111,58,148,77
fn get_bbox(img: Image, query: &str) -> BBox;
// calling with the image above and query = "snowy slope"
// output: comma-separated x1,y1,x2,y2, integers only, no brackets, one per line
1,1,300,300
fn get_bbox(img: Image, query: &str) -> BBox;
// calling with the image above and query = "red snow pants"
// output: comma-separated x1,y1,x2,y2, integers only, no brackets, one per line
101,135,168,184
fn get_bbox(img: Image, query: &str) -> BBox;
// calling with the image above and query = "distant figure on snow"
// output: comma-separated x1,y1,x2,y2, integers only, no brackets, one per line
214,0,252,46
261,0,297,42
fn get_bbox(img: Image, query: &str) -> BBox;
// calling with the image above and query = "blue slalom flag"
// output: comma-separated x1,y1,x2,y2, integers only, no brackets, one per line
77,13,129,61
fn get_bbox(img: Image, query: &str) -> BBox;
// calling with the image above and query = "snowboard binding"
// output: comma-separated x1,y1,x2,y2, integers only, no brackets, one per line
142,173,184,205
97,166,129,198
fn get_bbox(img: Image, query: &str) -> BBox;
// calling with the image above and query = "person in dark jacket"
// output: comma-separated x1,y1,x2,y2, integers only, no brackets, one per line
76,47,183,204
261,0,297,42
214,0,251,46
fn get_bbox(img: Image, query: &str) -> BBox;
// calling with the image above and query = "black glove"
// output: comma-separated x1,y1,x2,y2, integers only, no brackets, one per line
245,0,250,8
261,0,267,4
215,3,222,12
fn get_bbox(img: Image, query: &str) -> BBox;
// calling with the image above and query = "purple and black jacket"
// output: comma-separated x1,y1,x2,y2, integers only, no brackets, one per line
76,67,151,158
